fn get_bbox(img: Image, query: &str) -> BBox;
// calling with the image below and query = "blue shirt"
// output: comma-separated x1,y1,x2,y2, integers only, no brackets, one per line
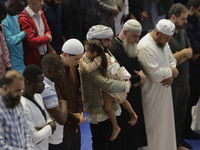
2,14,26,74
0,95,34,149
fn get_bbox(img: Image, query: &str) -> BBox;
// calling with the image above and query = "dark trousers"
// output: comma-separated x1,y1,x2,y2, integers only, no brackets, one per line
49,143,62,150
90,117,122,150
172,83,190,146
61,133,81,150
183,75,200,136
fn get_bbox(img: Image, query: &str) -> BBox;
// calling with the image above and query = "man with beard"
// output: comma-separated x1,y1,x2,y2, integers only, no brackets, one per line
137,19,178,150
21,65,56,150
43,0,62,54
109,19,147,150
183,0,200,143
0,70,34,149
82,25,131,150
168,3,193,150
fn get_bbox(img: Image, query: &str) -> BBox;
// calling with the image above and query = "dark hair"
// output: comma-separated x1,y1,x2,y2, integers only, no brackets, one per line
168,3,188,18
23,65,43,82
86,39,108,76
0,70,24,88
187,0,200,9
41,53,62,70
0,2,7,16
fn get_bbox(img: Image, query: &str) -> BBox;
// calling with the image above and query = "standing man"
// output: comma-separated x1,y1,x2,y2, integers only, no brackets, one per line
183,0,200,142
21,65,56,150
41,53,68,150
43,0,62,54
168,3,193,150
137,19,178,150
62,0,84,43
55,39,86,150
18,0,52,66
109,19,147,150
0,70,34,149
2,0,26,74
81,25,131,150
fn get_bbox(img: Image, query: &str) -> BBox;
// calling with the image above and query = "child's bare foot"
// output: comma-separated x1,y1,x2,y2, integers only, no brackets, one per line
109,126,121,141
128,113,138,126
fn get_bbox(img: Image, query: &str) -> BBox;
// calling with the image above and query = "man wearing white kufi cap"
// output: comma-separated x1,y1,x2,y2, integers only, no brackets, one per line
137,19,178,150
109,19,147,150
55,38,86,150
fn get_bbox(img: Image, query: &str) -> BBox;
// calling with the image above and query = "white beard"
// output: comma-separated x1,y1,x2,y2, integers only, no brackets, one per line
122,38,138,58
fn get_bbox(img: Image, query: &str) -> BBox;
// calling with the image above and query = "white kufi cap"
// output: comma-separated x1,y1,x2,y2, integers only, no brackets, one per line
156,19,175,36
62,38,84,54
86,25,113,41
123,19,142,33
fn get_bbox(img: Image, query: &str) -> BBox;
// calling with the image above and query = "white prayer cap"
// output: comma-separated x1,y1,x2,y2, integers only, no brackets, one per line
62,38,84,54
86,25,113,41
123,19,142,33
156,19,175,36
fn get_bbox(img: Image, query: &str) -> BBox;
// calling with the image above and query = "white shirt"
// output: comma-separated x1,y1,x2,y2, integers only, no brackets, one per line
26,6,47,55
21,94,53,150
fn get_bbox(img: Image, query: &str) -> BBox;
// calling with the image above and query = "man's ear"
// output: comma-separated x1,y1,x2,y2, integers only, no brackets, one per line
190,7,195,14
63,52,67,57
92,52,97,57
170,15,177,23
2,85,8,93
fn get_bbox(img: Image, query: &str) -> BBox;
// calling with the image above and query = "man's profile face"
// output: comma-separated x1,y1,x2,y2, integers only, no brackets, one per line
100,38,112,49
4,80,24,109
124,31,140,46
174,12,188,29
30,0,44,13
156,32,171,49
31,74,45,94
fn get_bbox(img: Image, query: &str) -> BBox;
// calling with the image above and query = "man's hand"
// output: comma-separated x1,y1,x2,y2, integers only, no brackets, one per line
192,54,200,61
134,70,146,84
48,121,56,134
77,112,86,125
46,34,52,42
161,77,173,87
170,66,179,78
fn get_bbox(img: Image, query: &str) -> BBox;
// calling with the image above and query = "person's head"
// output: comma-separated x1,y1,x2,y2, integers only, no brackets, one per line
85,39,107,76
152,19,175,49
5,0,25,16
0,2,7,23
23,65,45,95
41,53,65,82
187,0,200,19
118,19,142,58
48,0,61,6
62,38,84,67
168,3,188,29
28,0,44,14
86,25,113,49
0,70,24,109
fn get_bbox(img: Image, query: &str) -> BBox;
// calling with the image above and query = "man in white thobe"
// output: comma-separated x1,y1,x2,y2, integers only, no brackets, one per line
138,19,178,150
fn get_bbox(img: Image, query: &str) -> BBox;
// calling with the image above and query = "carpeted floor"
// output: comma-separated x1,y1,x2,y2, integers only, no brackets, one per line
80,114,200,150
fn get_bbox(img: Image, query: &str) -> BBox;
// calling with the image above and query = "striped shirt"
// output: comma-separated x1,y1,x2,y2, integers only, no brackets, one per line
41,77,63,144
0,96,34,149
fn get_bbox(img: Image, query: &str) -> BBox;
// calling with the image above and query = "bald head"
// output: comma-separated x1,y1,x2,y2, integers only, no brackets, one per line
0,70,24,88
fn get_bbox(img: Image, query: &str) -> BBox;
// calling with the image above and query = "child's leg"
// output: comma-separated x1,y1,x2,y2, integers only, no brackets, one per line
103,95,121,141
121,99,138,126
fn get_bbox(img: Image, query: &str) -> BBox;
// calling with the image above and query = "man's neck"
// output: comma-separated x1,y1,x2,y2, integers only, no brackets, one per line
23,89,34,99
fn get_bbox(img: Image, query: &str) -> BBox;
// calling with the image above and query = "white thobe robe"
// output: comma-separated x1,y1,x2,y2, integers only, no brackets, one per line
137,33,177,150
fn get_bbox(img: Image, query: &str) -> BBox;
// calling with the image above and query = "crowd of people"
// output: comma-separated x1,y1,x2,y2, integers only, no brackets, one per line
0,0,200,150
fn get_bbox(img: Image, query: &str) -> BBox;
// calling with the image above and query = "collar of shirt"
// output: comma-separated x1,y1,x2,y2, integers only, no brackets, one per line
26,5,41,18
44,77,55,87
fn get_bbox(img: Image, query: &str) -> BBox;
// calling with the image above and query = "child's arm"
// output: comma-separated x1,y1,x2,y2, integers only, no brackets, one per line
79,56,102,73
